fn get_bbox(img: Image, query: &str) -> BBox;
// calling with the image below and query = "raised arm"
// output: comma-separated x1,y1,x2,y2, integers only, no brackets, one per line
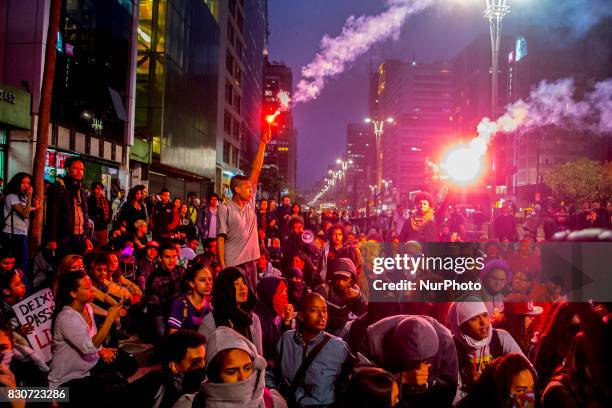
249,130,272,188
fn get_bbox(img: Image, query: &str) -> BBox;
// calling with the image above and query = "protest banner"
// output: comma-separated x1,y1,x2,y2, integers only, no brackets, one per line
12,288,55,362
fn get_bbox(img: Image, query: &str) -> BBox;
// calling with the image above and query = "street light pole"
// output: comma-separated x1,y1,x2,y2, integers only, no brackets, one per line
484,0,510,119
365,117,394,198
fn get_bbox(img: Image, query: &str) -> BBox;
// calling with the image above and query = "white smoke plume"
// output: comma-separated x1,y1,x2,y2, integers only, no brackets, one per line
293,0,435,104
472,77,612,157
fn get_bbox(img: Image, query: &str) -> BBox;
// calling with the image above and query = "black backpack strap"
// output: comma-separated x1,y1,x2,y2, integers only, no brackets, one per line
489,329,503,359
289,333,333,397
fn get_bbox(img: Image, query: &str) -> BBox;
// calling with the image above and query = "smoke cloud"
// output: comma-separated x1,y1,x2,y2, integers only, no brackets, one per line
473,77,612,157
293,0,435,104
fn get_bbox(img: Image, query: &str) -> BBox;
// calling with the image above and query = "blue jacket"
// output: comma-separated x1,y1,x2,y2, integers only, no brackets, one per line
196,205,217,240
271,330,351,407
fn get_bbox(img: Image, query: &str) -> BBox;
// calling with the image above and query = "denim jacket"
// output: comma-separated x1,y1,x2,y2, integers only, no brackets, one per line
270,330,351,407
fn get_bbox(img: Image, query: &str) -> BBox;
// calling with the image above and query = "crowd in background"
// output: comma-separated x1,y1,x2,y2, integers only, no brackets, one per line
0,154,610,408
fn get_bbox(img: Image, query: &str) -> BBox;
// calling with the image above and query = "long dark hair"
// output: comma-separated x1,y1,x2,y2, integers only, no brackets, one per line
5,172,32,197
533,302,578,388
551,332,604,406
492,313,533,355
457,353,536,408
52,270,88,330
334,367,398,408
211,267,257,340
127,185,145,204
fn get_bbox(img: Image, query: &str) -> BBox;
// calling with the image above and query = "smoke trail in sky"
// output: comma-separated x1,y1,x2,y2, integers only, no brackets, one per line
458,77,612,164
293,0,435,104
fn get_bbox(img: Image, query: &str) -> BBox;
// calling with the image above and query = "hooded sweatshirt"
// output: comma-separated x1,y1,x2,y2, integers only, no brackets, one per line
253,276,290,363
173,327,272,408
366,315,458,405
477,260,512,316
447,300,524,402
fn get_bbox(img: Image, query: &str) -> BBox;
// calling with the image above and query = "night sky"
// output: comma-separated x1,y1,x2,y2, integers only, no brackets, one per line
267,0,610,193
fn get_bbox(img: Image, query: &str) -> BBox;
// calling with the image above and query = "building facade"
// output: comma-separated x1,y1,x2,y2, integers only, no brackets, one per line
376,59,455,198
346,123,375,211
262,57,295,198
134,0,219,198
1,0,138,195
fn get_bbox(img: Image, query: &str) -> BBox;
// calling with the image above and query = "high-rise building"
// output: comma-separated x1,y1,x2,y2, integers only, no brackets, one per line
135,0,220,197
501,21,612,203
346,124,375,210
376,59,455,198
1,0,138,194
214,0,268,198
262,57,296,197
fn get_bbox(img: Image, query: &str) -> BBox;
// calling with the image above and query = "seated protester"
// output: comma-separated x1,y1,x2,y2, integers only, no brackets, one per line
447,299,524,402
174,326,286,408
30,247,56,292
505,270,535,302
331,366,400,408
286,267,310,307
532,302,579,391
145,243,184,343
257,250,282,280
136,240,160,291
0,326,25,408
492,301,543,356
167,264,213,334
86,252,123,312
0,324,49,389
456,353,536,408
541,331,607,408
271,292,353,408
365,314,458,408
476,260,512,317
126,330,207,408
0,250,29,296
198,267,263,356
48,269,125,405
132,219,149,252
253,276,294,365
107,251,142,302
268,238,283,270
0,270,33,337
314,258,367,335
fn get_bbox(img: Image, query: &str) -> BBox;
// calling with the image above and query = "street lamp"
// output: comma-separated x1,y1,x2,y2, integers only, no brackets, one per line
364,116,395,194
484,0,510,119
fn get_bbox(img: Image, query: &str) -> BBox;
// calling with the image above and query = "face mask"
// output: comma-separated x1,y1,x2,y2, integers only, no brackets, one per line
511,391,535,408
181,367,207,394
272,292,288,316
0,350,13,366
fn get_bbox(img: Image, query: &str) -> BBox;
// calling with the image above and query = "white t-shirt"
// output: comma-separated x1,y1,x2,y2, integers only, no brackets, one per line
48,304,100,389
3,193,28,235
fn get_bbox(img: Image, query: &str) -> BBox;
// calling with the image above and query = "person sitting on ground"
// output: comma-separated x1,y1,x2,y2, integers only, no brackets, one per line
492,301,543,356
0,250,29,297
253,276,294,365
447,299,525,402
314,258,367,335
271,292,353,408
136,240,159,291
145,244,184,343
174,326,286,408
365,314,458,408
48,269,125,405
198,267,263,356
127,330,207,408
476,259,512,317
456,353,536,408
331,366,400,408
167,264,213,334
0,270,33,338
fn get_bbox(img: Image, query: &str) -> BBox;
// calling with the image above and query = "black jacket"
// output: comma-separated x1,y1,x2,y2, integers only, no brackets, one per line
87,195,111,231
45,176,90,242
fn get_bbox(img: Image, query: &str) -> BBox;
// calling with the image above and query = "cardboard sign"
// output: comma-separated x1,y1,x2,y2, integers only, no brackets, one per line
12,288,55,362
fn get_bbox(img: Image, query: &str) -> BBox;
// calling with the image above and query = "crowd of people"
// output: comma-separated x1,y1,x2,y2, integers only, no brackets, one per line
0,133,610,408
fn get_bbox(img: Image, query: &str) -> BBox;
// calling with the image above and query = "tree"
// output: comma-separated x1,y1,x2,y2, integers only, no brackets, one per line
544,158,612,202
30,0,62,252
259,166,285,200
